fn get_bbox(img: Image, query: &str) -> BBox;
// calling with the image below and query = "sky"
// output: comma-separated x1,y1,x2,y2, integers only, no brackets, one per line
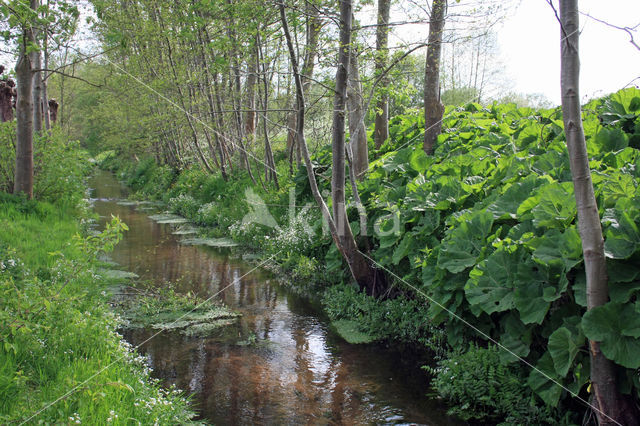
1,0,639,107
498,0,640,105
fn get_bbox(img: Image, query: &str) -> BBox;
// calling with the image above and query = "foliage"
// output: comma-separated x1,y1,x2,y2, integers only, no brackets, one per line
0,198,198,424
97,88,640,423
428,345,555,424
355,87,640,414
0,123,91,205
322,284,440,346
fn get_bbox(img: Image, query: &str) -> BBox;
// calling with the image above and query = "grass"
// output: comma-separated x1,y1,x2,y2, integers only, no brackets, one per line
0,195,200,424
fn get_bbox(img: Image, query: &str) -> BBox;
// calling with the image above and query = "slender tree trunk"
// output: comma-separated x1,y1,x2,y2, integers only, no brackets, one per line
42,21,51,131
346,46,368,180
373,0,391,149
32,49,44,135
423,0,446,155
244,40,258,139
559,1,639,424
14,1,38,198
280,0,384,297
285,3,321,169
257,29,279,189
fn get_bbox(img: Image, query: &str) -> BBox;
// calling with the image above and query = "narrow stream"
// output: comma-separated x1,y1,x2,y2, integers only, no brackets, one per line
89,170,460,425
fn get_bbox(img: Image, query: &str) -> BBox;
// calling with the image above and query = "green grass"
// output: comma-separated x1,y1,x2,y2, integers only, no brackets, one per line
0,196,199,424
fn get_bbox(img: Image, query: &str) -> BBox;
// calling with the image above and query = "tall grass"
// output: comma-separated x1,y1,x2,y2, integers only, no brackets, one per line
0,195,199,424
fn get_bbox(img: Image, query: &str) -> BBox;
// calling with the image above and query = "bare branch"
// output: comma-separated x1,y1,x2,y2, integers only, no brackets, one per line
581,11,640,52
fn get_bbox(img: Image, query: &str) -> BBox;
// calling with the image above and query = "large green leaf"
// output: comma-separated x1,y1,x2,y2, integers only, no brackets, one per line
581,302,640,368
530,183,576,229
548,327,583,378
527,352,563,406
486,175,549,220
466,245,564,323
409,149,432,174
465,246,517,314
590,128,629,155
603,198,640,259
528,227,583,270
438,210,494,273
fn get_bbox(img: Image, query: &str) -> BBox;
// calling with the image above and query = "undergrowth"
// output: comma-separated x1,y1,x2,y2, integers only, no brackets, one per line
0,190,198,424
96,87,640,424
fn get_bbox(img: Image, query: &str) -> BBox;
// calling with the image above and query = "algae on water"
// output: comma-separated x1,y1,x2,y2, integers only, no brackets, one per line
180,237,238,248
148,213,190,224
113,285,240,337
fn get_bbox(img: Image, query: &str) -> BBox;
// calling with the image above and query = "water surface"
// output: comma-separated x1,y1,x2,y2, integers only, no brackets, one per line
90,170,460,425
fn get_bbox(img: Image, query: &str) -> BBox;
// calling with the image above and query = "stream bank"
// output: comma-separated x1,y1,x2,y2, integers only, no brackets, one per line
90,169,461,424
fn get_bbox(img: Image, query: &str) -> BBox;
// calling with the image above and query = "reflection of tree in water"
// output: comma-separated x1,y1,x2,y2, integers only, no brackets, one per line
95,172,459,425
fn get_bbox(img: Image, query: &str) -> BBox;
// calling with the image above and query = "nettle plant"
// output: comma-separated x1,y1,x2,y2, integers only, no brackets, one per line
357,88,640,409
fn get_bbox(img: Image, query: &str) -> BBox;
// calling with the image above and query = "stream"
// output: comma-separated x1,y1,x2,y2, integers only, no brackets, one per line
89,170,460,425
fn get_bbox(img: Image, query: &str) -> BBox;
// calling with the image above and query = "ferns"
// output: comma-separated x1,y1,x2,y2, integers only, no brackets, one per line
429,345,556,424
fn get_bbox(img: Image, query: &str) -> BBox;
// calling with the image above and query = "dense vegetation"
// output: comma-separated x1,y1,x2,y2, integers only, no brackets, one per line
2,0,640,423
0,127,198,423
94,87,640,423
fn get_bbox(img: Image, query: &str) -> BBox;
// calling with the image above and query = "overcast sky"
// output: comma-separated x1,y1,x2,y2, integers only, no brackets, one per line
498,0,640,105
1,0,638,108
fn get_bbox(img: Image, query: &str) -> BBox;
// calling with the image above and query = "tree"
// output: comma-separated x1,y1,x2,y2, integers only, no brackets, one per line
423,0,446,155
13,0,39,198
373,0,391,149
558,1,639,424
280,0,385,296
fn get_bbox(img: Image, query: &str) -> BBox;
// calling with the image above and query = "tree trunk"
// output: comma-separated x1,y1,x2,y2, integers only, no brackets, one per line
373,0,391,149
32,49,44,135
280,0,384,296
14,1,38,198
559,1,639,424
346,46,368,180
423,0,446,155
244,40,258,139
42,27,51,131
285,3,321,170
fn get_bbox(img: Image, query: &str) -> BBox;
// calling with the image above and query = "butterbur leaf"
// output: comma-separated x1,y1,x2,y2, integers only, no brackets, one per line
438,210,494,273
392,234,413,265
548,327,583,378
465,246,520,314
514,278,551,324
487,175,548,220
581,302,640,368
603,198,640,259
409,149,432,174
531,183,576,229
529,227,582,270
600,172,636,207
591,128,629,155
528,352,563,406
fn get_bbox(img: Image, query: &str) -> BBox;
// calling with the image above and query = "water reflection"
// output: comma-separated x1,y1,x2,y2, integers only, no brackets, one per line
90,170,461,425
